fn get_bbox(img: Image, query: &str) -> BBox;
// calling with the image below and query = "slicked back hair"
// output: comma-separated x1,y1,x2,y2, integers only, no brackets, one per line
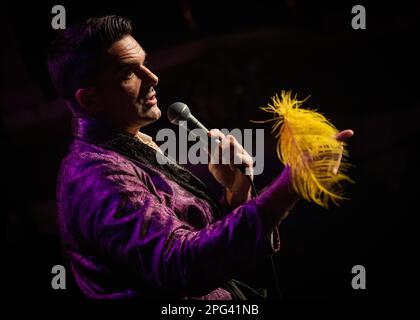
48,15,133,103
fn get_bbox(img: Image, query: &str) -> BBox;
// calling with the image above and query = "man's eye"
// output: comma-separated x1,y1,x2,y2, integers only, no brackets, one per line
124,71,135,80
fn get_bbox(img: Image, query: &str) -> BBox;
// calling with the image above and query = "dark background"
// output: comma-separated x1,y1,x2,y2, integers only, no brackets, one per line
1,0,419,300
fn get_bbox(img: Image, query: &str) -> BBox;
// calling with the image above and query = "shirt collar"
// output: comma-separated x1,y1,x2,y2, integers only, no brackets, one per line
72,117,160,151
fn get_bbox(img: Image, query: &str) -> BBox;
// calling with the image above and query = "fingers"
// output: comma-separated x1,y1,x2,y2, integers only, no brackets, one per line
208,129,230,165
336,129,354,142
300,129,353,175
208,129,253,168
236,151,254,168
235,153,254,177
332,145,343,175
333,129,353,174
208,129,225,141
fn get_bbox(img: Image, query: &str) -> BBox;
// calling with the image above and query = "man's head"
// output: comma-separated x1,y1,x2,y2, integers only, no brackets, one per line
48,15,160,133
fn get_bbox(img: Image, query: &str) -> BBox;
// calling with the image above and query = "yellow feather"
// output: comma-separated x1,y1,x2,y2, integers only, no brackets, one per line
254,91,353,208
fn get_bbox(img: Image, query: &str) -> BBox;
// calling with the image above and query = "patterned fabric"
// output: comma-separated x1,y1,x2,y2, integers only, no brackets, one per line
134,131,161,151
56,117,280,299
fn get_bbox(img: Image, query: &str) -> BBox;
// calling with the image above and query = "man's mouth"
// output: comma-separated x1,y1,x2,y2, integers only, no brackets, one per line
145,94,157,106
143,89,157,107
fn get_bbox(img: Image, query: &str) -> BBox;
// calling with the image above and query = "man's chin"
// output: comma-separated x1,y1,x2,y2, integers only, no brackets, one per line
148,104,161,119
139,104,161,124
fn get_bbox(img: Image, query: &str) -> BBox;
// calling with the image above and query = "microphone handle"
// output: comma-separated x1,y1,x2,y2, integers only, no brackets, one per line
187,114,209,132
184,115,250,175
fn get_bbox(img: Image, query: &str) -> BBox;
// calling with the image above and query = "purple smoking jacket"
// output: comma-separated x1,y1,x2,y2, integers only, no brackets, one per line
56,118,280,299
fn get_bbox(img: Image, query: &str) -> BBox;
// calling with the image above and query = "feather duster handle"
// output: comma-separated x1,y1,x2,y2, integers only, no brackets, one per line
254,91,353,208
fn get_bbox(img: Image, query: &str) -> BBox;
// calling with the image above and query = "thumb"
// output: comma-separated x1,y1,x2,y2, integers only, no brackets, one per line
336,129,354,142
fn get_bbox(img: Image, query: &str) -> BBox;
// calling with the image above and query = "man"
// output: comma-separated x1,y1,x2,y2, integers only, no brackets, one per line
49,15,353,299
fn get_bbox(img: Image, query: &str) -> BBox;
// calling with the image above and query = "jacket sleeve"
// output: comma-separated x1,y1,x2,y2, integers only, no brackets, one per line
72,155,280,297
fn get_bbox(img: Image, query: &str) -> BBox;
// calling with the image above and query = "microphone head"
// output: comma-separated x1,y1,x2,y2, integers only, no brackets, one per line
167,102,191,125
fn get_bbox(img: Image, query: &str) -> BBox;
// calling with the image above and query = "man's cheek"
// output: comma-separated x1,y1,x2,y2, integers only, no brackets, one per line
120,83,139,101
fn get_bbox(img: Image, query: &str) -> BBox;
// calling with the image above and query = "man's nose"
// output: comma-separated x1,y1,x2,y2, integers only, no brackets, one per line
142,67,159,87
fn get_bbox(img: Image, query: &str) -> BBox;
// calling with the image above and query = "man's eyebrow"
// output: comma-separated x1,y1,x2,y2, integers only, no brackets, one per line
119,61,139,67
118,51,148,68
117,60,148,70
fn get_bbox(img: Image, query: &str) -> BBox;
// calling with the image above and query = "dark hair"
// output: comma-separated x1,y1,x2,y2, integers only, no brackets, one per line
47,15,133,102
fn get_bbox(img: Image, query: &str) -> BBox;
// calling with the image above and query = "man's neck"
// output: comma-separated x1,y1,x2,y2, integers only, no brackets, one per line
124,125,142,136
100,117,141,136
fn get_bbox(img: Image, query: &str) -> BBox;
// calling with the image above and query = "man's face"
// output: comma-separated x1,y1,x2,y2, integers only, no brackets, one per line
93,35,160,132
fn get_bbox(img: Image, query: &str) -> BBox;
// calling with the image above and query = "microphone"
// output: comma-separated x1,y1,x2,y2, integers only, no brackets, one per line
167,102,208,131
167,102,249,175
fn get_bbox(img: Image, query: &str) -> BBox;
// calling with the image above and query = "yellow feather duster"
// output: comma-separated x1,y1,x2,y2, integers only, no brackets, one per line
254,91,353,208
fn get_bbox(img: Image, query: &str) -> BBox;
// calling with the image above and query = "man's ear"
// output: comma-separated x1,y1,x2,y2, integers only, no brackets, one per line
75,88,99,113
